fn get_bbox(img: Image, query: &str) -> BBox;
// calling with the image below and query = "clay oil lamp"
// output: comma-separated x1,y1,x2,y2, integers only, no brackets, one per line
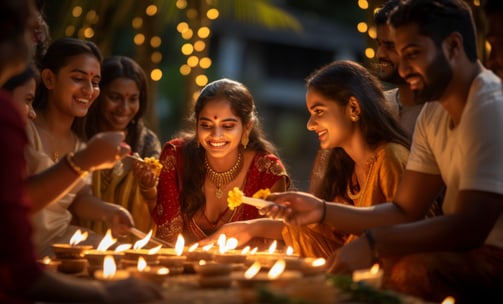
121,230,160,268
94,255,130,282
213,234,247,265
85,229,128,276
194,260,233,288
37,256,61,272
157,234,187,275
129,256,170,285
300,257,327,276
52,229,92,274
352,263,383,289
185,242,215,262
234,259,302,289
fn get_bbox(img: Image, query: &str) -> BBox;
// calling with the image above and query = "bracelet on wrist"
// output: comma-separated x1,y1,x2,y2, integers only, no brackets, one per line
65,152,89,177
364,228,380,263
319,199,327,224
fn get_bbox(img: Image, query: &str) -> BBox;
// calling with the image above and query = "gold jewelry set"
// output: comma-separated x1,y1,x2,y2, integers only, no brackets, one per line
205,152,243,199
346,156,376,200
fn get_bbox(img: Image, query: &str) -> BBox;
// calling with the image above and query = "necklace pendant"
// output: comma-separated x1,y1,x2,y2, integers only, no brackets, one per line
215,187,223,199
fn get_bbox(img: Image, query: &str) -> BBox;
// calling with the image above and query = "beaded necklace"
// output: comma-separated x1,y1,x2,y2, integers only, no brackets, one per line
205,152,243,198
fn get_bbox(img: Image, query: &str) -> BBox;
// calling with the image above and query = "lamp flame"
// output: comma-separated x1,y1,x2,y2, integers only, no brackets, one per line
286,246,294,256
157,267,170,275
241,246,251,255
267,240,277,254
115,244,132,252
133,230,153,249
96,229,117,251
441,296,456,304
42,256,52,264
312,258,326,267
370,263,380,274
69,229,88,246
175,234,185,256
250,247,258,255
103,255,117,279
244,261,261,279
148,245,162,255
202,243,214,251
137,256,148,271
268,259,285,279
188,243,199,252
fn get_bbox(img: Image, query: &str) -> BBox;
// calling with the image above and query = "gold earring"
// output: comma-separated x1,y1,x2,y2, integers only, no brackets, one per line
351,115,359,122
241,135,249,149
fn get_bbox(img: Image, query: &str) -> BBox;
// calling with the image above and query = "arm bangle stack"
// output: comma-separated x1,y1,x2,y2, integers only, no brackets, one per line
65,152,89,177
364,228,380,263
319,199,327,224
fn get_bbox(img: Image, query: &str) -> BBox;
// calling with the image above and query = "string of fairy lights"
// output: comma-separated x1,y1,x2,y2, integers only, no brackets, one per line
355,0,490,60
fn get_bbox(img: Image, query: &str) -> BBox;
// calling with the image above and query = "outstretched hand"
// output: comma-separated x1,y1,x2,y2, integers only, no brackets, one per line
262,191,325,226
198,221,254,248
326,236,375,274
110,206,135,238
75,131,131,172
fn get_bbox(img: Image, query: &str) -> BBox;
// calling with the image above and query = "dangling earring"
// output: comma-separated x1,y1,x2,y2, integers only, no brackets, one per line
351,115,359,122
241,135,249,150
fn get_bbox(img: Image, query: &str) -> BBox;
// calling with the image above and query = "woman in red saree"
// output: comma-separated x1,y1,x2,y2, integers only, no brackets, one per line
152,78,290,245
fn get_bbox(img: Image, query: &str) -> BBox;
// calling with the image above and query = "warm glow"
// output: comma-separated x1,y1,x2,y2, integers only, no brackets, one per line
176,0,187,9
312,258,326,267
187,8,198,20
179,64,191,76
188,243,199,252
177,22,189,33
268,240,277,254
86,10,98,23
199,57,212,69
181,29,194,40
151,69,162,81
83,27,95,39
286,246,294,256
103,255,117,278
268,259,286,279
197,27,210,39
195,75,208,87
250,247,258,255
202,243,214,251
442,296,456,304
65,25,75,36
207,8,219,20
245,261,261,279
148,245,162,255
175,234,185,256
193,40,206,52
115,244,132,252
225,238,238,250
368,26,376,39
217,234,226,252
133,230,152,249
146,4,158,16
241,246,251,255
473,0,480,7
199,260,207,265
192,91,200,102
72,6,82,18
365,48,375,59
187,56,199,67
137,256,148,271
357,22,368,33
181,43,194,55
150,36,161,48
96,230,117,251
42,256,52,264
132,17,143,29
358,0,369,10
134,33,145,45
151,51,162,64
370,263,380,274
158,267,170,275
69,229,88,246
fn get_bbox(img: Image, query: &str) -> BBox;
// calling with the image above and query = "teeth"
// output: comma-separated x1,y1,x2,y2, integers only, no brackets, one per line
76,98,89,104
210,142,226,147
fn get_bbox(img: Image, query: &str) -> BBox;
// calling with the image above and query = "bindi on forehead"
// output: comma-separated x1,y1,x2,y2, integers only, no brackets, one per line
214,115,218,120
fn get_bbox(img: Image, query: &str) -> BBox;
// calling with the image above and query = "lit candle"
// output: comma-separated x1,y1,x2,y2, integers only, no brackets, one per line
129,257,170,285
94,255,130,281
235,259,302,288
37,256,61,272
157,234,187,274
352,263,383,289
213,234,246,264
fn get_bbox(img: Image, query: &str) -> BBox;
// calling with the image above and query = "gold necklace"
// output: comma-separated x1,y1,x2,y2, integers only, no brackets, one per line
205,152,243,198
346,156,376,201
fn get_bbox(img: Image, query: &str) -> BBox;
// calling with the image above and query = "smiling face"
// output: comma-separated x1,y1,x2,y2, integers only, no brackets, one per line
44,54,101,118
98,77,140,131
393,23,453,103
375,24,405,85
197,98,246,160
305,88,355,150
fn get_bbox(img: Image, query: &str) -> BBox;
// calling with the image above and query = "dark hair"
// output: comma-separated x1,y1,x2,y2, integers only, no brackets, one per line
3,63,39,92
83,56,148,151
389,0,478,62
178,78,280,217
306,60,410,202
33,37,102,138
374,0,400,26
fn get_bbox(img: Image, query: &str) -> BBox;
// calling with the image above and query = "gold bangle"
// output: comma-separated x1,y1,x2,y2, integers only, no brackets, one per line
65,152,89,177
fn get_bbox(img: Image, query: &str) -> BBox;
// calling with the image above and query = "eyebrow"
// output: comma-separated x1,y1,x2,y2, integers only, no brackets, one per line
308,101,326,111
199,116,239,123
70,68,101,79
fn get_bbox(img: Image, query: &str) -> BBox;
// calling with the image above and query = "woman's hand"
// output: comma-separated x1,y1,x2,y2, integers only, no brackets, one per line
199,221,254,248
74,132,131,171
326,236,375,274
110,206,135,238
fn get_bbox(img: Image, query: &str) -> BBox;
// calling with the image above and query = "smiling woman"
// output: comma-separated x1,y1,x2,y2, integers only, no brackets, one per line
152,78,290,246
